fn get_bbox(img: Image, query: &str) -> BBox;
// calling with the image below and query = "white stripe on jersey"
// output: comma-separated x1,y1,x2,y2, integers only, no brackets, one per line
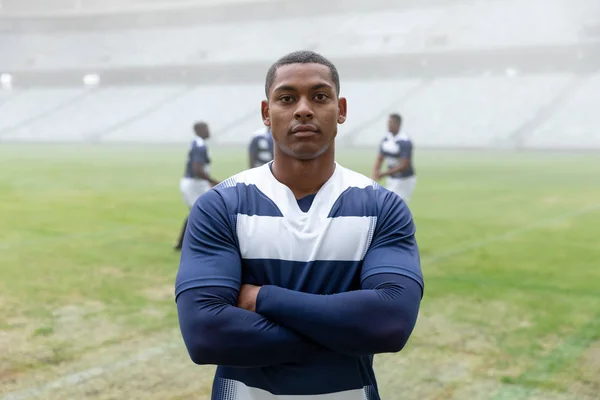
215,378,369,400
237,215,377,262
226,163,375,217
226,163,379,263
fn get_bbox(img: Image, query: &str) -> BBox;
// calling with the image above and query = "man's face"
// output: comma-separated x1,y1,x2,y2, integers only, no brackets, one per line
388,117,400,134
261,63,346,160
196,125,210,139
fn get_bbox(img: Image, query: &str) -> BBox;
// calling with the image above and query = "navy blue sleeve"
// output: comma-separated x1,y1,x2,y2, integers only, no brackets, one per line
175,189,332,367
255,192,423,356
175,189,240,294
191,144,208,164
177,286,335,367
256,273,421,356
361,191,423,287
398,140,413,159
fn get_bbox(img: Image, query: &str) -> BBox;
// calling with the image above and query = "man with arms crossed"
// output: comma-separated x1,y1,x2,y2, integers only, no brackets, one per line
175,51,424,399
173,121,219,251
371,113,417,203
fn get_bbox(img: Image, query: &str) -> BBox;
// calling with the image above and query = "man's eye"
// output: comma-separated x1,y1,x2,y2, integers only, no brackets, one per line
314,93,328,101
279,95,294,103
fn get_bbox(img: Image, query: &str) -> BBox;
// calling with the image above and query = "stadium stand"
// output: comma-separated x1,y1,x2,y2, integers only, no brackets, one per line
524,72,600,149
0,0,275,15
3,74,597,149
102,84,263,143
0,2,592,72
351,74,575,148
1,86,188,141
0,88,87,135
0,0,598,149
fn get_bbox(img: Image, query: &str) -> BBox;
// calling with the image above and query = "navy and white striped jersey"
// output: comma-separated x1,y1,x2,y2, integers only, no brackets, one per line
176,163,423,400
184,137,211,179
248,128,274,168
379,132,415,178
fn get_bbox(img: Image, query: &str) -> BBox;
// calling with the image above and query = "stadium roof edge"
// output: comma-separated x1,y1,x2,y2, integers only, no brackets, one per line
0,0,471,33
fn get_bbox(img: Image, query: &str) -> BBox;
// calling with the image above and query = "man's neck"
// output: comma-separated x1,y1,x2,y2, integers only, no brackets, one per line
271,151,336,199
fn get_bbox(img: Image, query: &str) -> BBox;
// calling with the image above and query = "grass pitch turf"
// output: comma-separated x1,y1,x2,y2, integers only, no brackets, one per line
0,144,599,400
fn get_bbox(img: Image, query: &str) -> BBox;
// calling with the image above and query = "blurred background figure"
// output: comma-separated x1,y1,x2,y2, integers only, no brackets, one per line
175,121,219,251
372,113,417,203
248,126,274,168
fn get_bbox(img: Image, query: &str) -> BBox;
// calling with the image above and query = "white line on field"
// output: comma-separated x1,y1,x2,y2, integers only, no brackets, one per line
422,203,600,265
1,342,181,400
0,217,181,250
2,203,599,400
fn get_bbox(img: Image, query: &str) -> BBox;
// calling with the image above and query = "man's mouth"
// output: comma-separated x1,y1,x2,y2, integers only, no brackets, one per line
291,125,319,138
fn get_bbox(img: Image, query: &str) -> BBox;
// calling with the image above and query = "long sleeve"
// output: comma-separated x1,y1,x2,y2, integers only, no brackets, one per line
256,274,421,356
255,192,424,356
177,286,333,367
175,189,332,367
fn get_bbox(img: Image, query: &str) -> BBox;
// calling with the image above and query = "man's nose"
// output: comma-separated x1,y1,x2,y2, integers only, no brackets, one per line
294,97,313,120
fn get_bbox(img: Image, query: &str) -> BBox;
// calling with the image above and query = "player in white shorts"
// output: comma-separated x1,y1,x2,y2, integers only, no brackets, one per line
174,121,220,250
371,113,417,203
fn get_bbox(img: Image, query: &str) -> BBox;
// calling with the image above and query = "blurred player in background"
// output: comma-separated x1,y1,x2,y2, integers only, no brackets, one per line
175,51,423,400
248,126,274,168
173,121,220,251
371,113,417,203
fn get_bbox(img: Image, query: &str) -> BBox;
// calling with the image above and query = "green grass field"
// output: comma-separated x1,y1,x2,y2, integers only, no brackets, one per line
1,144,599,400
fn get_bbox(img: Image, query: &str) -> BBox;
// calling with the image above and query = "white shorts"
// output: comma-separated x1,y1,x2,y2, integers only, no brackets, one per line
386,176,417,203
180,177,211,208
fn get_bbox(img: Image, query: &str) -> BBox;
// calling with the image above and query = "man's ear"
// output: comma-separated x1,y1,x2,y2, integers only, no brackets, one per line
337,97,347,124
261,100,271,127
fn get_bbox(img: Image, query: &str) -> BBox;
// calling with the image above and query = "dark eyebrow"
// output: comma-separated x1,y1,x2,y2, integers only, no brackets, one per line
272,85,297,93
310,83,334,91
272,83,334,93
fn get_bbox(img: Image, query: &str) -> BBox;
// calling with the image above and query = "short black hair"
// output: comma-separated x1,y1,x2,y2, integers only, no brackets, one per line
193,121,208,133
390,113,402,124
265,50,340,98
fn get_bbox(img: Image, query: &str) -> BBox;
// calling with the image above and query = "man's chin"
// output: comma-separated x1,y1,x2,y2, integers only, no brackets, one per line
293,153,320,161
288,144,330,161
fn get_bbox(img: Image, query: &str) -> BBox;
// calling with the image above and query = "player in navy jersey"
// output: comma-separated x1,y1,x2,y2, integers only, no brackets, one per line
371,113,417,203
175,51,424,399
248,127,274,168
173,122,220,251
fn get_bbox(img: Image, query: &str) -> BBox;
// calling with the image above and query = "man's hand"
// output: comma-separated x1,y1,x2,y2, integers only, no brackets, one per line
372,171,385,181
374,171,389,180
237,284,261,312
